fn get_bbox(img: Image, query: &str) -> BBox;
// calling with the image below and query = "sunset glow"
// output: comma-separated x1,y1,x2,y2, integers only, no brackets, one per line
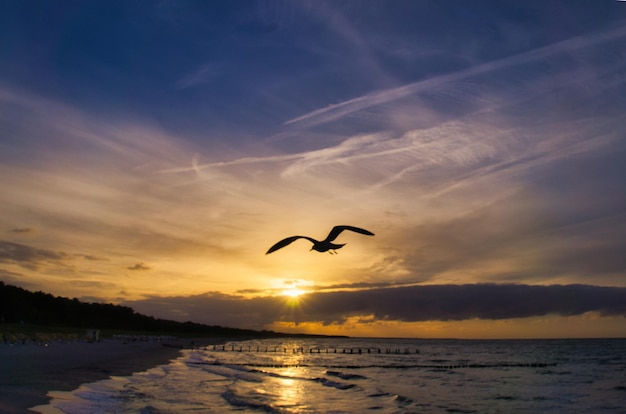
283,289,307,299
1,1,625,339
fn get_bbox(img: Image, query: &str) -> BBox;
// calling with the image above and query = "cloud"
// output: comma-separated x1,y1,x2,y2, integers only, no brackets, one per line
0,268,28,285
126,284,626,329
303,284,626,324
175,63,224,90
234,280,411,296
0,240,70,270
77,254,108,261
127,262,151,271
282,24,626,130
69,279,118,290
0,270,48,294
179,47,625,206
8,228,34,234
374,178,626,285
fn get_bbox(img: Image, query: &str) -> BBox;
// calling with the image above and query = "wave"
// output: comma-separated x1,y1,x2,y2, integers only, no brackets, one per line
222,389,277,413
315,377,357,390
325,370,368,380
195,363,264,383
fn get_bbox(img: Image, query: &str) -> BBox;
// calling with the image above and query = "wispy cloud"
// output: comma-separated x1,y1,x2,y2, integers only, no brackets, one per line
175,63,224,90
8,228,34,234
127,262,151,271
0,240,70,270
77,254,109,261
283,24,626,130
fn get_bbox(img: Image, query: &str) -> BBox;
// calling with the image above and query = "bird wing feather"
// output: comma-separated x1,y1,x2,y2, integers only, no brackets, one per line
266,236,316,254
325,225,375,242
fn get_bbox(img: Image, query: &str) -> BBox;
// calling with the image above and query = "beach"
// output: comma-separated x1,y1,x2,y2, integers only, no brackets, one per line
0,337,225,413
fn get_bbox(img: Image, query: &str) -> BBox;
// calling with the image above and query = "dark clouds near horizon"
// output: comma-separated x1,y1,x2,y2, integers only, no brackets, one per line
126,284,626,329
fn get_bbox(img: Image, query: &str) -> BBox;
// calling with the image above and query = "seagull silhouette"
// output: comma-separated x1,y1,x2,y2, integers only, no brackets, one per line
266,225,374,254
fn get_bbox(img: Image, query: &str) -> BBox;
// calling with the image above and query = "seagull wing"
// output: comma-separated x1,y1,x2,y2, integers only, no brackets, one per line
325,225,375,242
266,236,316,254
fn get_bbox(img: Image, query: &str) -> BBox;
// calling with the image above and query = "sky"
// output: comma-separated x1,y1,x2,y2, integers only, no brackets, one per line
1,0,626,339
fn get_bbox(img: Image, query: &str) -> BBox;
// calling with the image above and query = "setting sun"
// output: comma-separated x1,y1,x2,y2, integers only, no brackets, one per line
282,288,306,298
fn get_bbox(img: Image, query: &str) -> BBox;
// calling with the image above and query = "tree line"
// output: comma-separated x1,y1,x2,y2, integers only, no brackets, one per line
0,281,282,337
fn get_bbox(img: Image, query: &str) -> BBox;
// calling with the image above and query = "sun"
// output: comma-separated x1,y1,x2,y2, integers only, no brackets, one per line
282,288,306,298
282,288,307,309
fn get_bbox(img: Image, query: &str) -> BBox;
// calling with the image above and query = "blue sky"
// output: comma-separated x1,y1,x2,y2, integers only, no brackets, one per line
1,1,626,338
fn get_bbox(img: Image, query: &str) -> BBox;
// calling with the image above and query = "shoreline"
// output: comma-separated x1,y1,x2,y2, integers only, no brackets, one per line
0,337,228,414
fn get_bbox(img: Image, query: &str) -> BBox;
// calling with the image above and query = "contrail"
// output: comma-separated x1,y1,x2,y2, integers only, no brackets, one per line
284,25,626,130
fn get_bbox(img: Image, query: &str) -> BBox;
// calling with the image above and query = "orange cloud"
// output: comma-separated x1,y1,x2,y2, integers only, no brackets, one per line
127,262,151,271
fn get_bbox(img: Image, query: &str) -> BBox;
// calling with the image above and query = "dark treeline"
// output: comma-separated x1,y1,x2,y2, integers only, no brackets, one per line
0,281,298,337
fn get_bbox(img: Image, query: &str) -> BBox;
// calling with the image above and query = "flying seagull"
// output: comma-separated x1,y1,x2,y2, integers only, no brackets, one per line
266,225,374,254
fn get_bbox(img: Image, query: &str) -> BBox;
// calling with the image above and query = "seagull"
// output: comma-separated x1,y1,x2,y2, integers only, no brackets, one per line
266,225,374,254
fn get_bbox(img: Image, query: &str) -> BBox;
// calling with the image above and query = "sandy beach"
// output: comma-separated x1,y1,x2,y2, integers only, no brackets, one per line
0,337,226,413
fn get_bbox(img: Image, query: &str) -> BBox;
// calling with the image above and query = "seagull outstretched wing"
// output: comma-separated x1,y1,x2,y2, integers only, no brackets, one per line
325,225,375,242
266,236,316,254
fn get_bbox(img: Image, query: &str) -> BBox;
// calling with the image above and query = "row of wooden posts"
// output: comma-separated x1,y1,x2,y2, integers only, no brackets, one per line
209,344,420,354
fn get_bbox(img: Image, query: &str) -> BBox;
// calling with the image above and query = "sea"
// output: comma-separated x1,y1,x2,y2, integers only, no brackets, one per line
34,337,626,413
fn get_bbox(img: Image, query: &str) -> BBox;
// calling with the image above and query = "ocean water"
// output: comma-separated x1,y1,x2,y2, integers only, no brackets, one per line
35,338,626,413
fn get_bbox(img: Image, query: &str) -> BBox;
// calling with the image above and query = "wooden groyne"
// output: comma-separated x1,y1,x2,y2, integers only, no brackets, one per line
208,344,421,354
211,362,558,369
198,344,557,369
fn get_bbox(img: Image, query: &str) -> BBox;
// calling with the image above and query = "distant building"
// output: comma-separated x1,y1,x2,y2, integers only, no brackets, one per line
86,329,100,342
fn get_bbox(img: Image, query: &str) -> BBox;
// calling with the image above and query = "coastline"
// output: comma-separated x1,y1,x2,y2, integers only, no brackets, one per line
0,337,227,414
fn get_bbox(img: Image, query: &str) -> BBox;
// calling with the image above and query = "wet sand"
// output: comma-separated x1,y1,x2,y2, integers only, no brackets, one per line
0,338,227,413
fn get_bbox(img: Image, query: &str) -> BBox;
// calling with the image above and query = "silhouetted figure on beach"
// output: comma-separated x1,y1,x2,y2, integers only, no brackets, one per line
266,225,374,254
